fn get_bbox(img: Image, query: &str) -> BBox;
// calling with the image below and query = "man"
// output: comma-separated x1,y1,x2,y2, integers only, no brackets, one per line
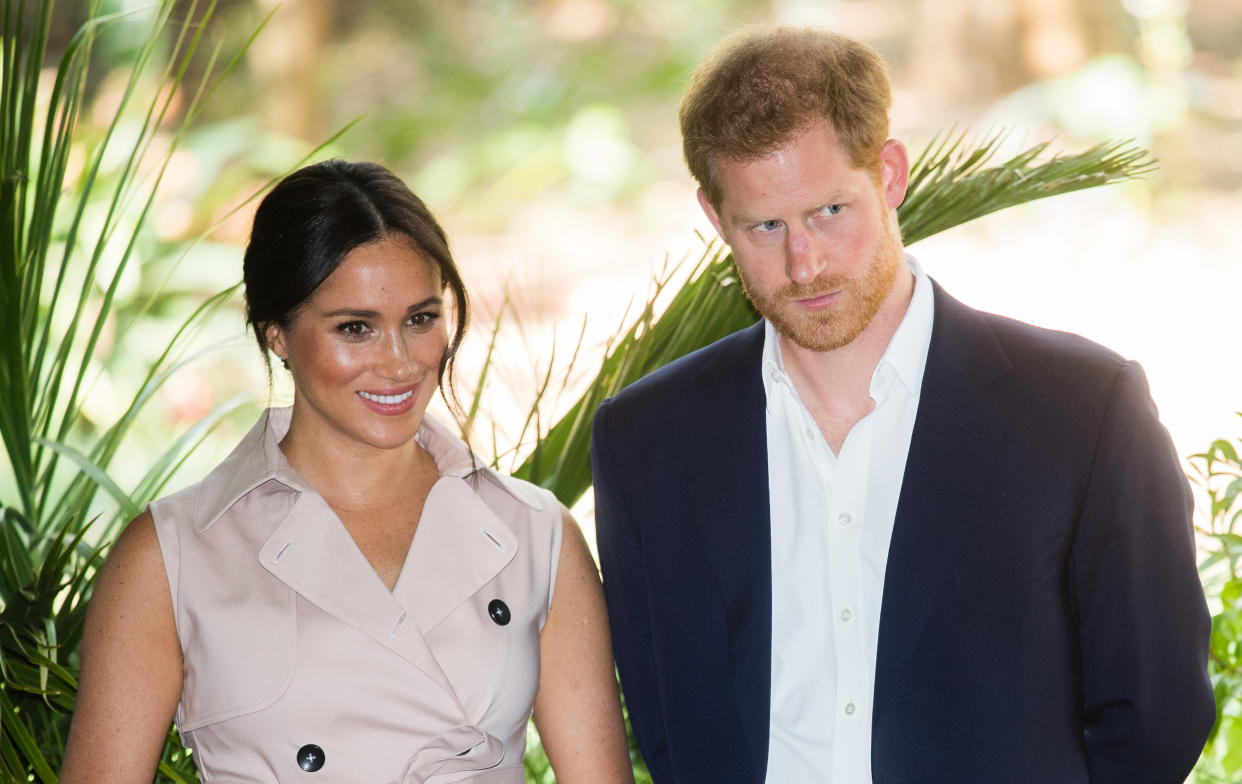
590,26,1213,784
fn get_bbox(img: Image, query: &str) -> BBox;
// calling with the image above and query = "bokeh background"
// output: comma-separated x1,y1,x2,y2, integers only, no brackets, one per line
29,0,1242,534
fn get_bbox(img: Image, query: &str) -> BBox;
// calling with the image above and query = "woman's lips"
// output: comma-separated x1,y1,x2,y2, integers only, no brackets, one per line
357,385,418,415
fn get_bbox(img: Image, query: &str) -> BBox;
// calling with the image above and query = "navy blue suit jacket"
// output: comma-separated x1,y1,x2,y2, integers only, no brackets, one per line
591,282,1213,783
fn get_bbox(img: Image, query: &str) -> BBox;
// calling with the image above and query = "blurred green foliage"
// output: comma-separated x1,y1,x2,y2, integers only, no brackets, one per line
159,0,780,232
7,0,1240,781
1191,420,1242,782
0,1,344,777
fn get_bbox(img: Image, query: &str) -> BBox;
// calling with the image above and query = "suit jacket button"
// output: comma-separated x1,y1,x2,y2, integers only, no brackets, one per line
297,743,325,772
488,599,511,626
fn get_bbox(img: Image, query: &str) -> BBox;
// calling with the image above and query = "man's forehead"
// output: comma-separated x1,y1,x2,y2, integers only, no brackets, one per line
715,159,872,219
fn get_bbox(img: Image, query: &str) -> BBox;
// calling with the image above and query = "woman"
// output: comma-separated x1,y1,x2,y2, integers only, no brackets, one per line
60,160,634,783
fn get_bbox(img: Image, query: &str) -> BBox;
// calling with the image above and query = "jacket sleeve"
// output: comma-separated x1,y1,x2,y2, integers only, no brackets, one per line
591,398,675,783
1071,360,1214,781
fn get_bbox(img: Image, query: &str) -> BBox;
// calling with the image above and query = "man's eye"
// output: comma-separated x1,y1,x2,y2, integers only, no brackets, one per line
756,219,781,232
818,204,842,217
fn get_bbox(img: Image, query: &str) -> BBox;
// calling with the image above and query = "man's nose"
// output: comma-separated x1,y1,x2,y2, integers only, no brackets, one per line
784,226,828,284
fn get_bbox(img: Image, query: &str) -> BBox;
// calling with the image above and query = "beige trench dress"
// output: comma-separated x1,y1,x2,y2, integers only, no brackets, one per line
150,408,562,783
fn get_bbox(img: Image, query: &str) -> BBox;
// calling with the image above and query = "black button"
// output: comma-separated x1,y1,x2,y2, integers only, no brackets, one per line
297,743,325,772
488,599,511,626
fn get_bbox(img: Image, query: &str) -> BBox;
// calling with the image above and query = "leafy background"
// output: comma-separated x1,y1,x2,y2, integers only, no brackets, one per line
2,0,1241,781
14,0,1239,509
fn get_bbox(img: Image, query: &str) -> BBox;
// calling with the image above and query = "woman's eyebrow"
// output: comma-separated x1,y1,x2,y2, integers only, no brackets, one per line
320,296,442,319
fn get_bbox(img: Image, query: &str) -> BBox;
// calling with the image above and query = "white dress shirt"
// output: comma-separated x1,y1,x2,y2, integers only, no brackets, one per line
764,255,934,783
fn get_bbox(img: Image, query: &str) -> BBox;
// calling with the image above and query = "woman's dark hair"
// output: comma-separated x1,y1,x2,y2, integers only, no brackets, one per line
243,159,470,421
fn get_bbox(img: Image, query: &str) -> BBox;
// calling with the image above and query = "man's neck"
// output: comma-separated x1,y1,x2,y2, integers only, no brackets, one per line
779,265,916,451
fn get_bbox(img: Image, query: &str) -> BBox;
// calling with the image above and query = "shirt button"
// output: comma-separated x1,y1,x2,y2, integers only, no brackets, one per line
297,743,325,772
844,702,856,716
838,512,852,526
839,608,852,622
805,426,816,440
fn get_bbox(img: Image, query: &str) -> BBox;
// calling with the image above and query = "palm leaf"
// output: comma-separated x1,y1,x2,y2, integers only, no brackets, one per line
31,439,143,521
0,512,100,779
899,130,1155,245
513,131,1156,506
507,130,1157,783
0,2,290,779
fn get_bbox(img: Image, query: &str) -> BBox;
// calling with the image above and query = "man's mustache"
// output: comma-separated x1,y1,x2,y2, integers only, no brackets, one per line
778,275,851,300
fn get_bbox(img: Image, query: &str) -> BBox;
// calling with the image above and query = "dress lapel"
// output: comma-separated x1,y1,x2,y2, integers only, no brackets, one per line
258,490,456,695
396,476,518,633
191,406,535,742
873,283,1014,718
255,416,520,706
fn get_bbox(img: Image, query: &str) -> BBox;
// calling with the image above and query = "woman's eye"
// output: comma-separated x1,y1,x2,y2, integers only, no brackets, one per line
337,321,369,337
409,312,441,329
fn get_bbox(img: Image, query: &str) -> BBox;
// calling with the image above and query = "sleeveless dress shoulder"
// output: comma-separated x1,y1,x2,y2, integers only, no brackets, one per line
149,407,563,783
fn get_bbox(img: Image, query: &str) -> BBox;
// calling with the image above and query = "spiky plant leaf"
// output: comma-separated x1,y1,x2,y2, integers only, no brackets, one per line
0,1,300,779
514,132,1156,506
898,131,1155,245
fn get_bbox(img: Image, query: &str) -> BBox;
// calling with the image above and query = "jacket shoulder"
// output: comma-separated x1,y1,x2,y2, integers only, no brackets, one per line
932,283,1130,388
983,309,1126,371
602,322,763,417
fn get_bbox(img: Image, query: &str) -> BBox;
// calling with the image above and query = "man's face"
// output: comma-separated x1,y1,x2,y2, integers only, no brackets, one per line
698,119,909,353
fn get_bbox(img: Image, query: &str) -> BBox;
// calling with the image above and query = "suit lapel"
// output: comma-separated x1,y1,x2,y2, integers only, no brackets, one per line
684,322,773,779
874,283,1014,718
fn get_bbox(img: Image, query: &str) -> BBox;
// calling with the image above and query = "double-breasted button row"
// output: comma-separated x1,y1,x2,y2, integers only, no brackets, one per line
291,599,511,774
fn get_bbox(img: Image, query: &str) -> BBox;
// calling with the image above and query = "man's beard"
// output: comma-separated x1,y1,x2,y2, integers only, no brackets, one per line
739,219,903,353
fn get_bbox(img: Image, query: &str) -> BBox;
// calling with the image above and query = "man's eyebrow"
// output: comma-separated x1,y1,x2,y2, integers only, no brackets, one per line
729,192,856,225
730,211,769,226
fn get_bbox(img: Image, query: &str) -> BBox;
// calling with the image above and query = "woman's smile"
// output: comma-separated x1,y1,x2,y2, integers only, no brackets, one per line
357,386,419,415
269,233,449,453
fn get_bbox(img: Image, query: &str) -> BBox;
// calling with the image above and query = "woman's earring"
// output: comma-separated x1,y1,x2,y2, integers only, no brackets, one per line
279,356,289,370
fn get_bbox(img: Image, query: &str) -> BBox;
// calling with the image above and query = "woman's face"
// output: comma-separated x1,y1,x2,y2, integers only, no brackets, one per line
268,234,448,453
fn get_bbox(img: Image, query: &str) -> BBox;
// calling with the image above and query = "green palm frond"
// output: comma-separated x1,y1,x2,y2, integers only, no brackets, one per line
2,0,246,539
899,130,1155,244
0,513,99,783
507,129,1158,784
511,240,747,498
514,132,1156,506
0,2,1163,777
0,0,284,778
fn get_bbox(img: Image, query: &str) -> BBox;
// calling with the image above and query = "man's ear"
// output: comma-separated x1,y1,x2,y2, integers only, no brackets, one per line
879,139,910,209
696,188,728,241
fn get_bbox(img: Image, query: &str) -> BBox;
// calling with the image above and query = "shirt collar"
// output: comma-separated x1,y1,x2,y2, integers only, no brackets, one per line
875,253,934,398
761,253,935,403
192,407,540,532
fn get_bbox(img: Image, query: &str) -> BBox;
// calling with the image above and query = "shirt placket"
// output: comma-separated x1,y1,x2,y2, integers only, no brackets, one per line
824,406,876,784
784,384,838,681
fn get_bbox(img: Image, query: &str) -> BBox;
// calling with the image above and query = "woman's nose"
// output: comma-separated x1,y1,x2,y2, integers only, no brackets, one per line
375,331,413,379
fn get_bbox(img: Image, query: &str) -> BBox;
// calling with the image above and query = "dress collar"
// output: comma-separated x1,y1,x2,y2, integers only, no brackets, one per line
192,407,543,532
